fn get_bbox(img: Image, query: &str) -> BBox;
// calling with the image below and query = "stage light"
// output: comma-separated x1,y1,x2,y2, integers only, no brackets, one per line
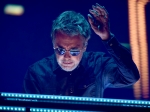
0,106,25,111
1,92,150,105
30,108,90,112
4,4,24,16
128,0,149,99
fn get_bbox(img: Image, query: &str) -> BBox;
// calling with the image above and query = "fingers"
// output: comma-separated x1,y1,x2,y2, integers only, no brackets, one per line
88,3,110,31
87,3,110,37
89,3,108,19
89,9,100,19
92,5,105,16
95,3,108,14
87,14,98,30
96,3,109,18
87,14,95,27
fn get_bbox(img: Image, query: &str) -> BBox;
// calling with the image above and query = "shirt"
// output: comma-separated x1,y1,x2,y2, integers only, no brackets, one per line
23,36,140,97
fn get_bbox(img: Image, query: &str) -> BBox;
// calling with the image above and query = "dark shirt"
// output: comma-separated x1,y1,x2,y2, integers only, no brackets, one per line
23,37,140,97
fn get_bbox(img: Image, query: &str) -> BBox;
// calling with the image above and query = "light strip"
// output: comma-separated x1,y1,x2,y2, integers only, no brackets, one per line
30,108,94,112
0,106,25,111
128,0,149,99
128,0,141,99
1,92,150,105
137,0,149,99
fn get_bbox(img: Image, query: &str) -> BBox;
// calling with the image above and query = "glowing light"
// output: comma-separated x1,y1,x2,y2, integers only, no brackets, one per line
1,92,150,105
0,106,25,111
137,0,149,99
4,4,24,16
128,0,141,99
128,0,149,99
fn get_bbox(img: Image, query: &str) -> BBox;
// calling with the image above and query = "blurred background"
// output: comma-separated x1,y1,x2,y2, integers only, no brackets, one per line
0,0,149,100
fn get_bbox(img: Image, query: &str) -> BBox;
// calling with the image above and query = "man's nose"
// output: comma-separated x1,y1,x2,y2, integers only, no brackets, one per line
64,51,71,58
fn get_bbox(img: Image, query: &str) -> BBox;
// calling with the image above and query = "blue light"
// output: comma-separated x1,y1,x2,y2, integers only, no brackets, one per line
0,106,25,111
96,99,99,101
30,108,97,112
1,92,150,108
75,97,78,100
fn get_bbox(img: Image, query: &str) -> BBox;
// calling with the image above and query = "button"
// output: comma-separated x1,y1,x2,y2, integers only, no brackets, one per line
70,74,72,76
84,85,87,88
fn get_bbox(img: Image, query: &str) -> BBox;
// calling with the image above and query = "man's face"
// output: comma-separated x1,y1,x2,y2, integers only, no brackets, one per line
53,31,87,72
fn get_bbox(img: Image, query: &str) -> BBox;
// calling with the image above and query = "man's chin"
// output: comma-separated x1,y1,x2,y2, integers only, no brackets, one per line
61,66,77,72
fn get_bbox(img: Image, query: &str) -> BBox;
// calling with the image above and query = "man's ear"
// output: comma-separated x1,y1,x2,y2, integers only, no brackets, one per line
83,47,87,52
85,38,89,47
85,42,88,47
83,42,88,52
83,38,89,52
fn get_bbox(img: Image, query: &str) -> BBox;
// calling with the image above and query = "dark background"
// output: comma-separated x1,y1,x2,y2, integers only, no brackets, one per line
0,0,149,100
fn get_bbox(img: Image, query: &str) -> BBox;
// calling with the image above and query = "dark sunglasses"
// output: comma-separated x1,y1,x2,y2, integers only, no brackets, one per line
53,47,81,56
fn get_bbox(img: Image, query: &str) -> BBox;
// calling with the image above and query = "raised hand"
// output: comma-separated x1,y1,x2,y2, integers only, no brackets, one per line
88,3,111,40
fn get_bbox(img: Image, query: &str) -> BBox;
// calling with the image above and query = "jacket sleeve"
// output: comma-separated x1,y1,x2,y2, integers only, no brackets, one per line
101,34,140,88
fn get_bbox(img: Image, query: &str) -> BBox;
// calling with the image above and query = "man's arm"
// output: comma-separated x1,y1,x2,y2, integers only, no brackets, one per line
101,35,140,88
87,3,140,87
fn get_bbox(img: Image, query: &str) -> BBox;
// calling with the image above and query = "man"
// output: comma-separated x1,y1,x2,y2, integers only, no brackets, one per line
23,3,140,97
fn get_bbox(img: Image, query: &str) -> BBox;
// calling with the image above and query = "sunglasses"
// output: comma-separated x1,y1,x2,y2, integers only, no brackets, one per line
53,47,82,56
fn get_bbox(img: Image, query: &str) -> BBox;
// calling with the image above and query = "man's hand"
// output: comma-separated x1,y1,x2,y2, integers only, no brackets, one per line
88,3,111,40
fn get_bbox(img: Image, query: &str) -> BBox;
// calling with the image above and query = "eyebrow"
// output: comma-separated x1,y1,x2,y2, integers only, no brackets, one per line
57,45,64,48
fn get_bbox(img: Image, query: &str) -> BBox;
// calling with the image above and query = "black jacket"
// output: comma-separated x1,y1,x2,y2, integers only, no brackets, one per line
23,37,140,97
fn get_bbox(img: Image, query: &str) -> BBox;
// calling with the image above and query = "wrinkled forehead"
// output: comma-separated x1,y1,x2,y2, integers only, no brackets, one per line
53,31,87,49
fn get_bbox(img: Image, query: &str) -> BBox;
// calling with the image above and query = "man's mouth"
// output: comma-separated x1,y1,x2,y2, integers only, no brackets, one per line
62,61,73,65
63,62,73,64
